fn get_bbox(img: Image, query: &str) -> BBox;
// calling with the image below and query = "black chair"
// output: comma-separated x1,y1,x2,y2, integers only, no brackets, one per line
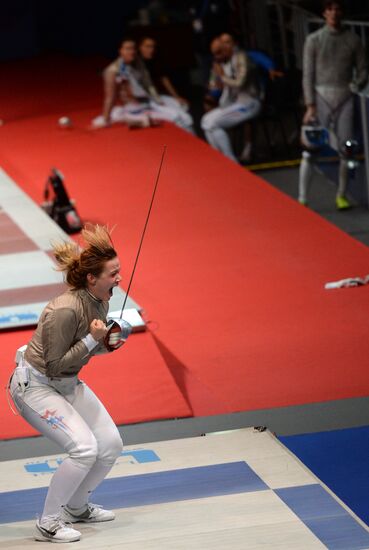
231,69,303,163
252,70,303,160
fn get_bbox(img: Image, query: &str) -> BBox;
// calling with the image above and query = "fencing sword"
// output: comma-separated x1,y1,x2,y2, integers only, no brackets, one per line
104,145,167,351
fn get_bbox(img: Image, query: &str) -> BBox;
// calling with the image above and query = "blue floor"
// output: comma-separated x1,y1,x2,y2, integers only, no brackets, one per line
280,425,369,526
0,462,268,524
2,458,369,549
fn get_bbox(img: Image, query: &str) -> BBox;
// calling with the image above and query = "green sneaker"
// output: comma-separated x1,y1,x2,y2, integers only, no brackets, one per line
336,196,351,210
298,198,308,206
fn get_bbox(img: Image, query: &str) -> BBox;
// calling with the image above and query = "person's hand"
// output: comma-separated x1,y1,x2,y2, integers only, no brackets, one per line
104,319,132,351
268,69,284,80
203,94,218,112
303,105,317,125
90,319,107,340
212,62,224,78
177,96,189,107
107,331,124,350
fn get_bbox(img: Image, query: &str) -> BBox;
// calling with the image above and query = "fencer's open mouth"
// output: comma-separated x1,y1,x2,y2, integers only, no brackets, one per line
109,282,119,297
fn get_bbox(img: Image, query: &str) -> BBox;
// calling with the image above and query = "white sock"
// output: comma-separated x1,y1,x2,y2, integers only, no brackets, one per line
337,159,348,198
298,153,315,202
240,141,251,161
204,129,219,150
66,503,89,515
67,459,113,510
205,128,237,162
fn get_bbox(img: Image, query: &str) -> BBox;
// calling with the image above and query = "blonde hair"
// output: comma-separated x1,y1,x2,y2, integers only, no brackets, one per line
53,225,117,289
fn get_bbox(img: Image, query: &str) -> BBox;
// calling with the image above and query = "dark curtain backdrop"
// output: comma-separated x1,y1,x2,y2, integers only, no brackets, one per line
0,1,148,60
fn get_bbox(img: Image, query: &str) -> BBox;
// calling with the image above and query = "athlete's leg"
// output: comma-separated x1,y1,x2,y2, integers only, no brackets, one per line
335,97,354,200
91,104,150,128
201,99,261,161
201,107,238,160
159,95,189,112
298,150,316,204
149,100,194,133
111,104,150,126
316,93,354,206
65,380,123,510
10,368,98,520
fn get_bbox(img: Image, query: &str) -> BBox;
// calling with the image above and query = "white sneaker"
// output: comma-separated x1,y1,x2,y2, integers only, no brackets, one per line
35,515,81,543
61,503,115,523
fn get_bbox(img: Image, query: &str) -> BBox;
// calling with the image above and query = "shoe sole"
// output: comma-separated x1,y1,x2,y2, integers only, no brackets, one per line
34,534,81,543
35,525,81,543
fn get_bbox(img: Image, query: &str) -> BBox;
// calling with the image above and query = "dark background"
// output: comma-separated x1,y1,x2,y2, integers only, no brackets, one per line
1,0,368,62
1,0,367,151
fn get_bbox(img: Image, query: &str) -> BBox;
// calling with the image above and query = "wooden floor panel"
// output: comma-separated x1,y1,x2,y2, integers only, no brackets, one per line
0,429,368,549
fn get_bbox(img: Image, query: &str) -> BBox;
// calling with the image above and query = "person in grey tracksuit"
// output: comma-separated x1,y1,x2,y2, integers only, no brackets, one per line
298,0,367,209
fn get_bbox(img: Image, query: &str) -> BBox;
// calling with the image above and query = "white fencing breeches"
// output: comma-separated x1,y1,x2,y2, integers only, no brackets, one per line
93,97,194,133
148,97,194,133
316,92,354,153
299,93,354,202
9,362,123,519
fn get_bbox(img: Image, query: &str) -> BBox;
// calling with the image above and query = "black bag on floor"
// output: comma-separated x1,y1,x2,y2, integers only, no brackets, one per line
44,168,82,234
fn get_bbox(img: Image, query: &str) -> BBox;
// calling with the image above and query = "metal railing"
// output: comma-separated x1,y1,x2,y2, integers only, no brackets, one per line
264,0,369,71
238,1,369,196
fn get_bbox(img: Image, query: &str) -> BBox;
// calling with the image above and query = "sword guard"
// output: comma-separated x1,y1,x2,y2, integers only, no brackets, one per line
104,318,132,351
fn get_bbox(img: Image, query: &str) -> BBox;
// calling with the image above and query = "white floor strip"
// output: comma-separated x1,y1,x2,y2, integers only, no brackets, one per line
0,167,141,329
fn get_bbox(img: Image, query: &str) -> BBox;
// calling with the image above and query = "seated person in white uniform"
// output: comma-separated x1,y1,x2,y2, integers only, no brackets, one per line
93,39,194,132
201,33,262,162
